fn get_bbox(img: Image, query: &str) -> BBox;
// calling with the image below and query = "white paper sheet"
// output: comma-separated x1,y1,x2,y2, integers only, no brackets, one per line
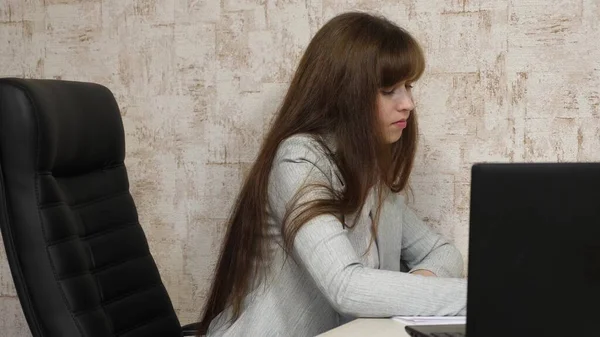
392,316,466,326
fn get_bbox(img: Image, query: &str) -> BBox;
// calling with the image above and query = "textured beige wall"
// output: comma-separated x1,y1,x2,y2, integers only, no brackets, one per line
1,0,599,334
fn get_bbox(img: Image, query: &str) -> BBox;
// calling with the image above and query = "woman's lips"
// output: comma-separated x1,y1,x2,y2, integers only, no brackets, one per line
392,120,407,128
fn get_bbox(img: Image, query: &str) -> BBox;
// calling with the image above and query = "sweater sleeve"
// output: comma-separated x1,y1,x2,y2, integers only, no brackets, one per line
400,202,465,278
268,138,467,317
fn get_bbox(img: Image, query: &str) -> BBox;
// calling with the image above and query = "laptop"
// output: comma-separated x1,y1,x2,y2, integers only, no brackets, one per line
406,163,600,337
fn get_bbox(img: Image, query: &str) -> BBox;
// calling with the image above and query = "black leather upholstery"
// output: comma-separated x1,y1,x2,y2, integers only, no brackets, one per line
0,78,198,337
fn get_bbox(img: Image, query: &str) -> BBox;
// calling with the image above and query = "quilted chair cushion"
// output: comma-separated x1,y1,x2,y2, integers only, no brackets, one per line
0,78,182,337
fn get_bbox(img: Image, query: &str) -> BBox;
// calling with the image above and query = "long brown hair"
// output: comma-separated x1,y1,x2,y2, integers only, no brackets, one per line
198,11,425,333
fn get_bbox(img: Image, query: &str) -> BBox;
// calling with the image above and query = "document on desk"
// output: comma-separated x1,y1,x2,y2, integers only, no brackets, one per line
392,316,466,326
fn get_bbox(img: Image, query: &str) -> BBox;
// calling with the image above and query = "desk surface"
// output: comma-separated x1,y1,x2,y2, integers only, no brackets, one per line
318,318,410,337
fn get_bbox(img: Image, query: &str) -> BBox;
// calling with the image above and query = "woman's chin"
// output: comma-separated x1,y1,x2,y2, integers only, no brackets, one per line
385,131,403,144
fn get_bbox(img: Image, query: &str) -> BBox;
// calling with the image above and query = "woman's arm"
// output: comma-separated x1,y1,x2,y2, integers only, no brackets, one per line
291,212,467,317
268,138,466,317
400,202,465,278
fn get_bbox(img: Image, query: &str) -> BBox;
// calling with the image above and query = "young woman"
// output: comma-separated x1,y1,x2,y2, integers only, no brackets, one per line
198,11,467,337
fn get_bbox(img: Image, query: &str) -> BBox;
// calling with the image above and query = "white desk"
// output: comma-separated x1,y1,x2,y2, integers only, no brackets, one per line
318,318,410,337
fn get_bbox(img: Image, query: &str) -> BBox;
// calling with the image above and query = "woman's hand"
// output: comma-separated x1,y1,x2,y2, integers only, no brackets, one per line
410,269,436,277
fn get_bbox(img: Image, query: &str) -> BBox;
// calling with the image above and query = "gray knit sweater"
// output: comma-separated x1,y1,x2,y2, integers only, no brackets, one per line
206,134,467,337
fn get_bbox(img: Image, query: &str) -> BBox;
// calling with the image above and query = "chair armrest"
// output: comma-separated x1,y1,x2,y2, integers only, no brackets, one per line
181,322,203,336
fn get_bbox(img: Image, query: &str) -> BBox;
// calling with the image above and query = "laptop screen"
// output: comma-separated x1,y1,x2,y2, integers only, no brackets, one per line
466,163,600,337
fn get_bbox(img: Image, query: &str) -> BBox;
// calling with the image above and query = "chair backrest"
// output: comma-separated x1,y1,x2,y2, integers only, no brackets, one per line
0,78,182,337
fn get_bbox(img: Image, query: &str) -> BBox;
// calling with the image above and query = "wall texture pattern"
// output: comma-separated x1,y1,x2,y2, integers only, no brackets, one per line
1,0,599,334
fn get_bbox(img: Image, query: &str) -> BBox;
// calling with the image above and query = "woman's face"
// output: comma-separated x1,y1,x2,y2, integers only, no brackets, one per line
376,81,415,144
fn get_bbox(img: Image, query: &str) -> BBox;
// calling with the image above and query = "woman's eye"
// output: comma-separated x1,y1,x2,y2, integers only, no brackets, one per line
406,84,414,89
381,89,394,95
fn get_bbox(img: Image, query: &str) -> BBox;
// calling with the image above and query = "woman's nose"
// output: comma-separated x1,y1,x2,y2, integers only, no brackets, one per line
395,90,414,112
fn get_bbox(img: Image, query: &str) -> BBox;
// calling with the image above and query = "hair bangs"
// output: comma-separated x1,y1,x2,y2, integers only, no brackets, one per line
378,31,425,88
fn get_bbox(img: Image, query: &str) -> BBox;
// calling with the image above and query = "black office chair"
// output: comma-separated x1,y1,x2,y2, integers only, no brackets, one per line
0,78,200,337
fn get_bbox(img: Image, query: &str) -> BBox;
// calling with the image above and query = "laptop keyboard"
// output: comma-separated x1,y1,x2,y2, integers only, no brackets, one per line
430,333,466,337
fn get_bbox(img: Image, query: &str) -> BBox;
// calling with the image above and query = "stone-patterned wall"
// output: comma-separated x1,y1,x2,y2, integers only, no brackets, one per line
1,0,599,334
